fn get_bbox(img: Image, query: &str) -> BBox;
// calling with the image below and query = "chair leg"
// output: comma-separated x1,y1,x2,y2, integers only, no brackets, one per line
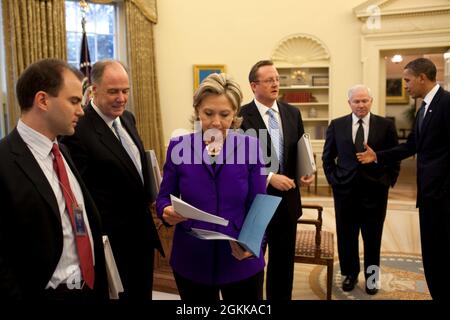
326,260,333,300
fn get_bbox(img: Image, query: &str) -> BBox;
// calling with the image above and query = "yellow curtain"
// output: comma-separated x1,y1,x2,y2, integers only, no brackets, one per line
124,0,164,165
2,0,67,130
90,0,157,23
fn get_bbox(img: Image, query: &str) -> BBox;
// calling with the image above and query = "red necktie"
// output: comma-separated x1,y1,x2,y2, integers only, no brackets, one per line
51,143,95,289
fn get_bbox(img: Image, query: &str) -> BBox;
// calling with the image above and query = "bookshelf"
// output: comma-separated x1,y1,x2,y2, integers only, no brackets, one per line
278,67,330,140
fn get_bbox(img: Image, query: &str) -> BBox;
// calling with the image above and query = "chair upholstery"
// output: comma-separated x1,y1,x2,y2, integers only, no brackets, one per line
295,204,334,300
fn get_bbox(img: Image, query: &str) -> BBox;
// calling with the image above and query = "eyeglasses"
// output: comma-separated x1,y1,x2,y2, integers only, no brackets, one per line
253,78,280,85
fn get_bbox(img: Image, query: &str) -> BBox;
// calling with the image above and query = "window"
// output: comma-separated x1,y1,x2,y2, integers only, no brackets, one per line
65,0,117,68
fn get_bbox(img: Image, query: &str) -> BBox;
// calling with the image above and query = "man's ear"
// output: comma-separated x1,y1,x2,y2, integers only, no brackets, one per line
419,73,427,83
91,84,98,96
34,91,49,111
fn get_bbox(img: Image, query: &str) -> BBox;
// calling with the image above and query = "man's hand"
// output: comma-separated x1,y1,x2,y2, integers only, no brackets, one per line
229,241,253,260
356,143,377,164
269,173,296,191
300,175,314,186
162,205,188,226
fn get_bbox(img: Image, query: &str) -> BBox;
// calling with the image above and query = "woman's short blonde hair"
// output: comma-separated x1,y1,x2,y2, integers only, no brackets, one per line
191,73,243,129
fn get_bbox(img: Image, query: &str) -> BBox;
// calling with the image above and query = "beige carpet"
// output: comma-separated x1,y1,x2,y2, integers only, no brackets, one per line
288,197,431,300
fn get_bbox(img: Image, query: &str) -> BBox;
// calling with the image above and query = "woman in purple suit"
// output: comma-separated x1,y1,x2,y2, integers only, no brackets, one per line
156,73,267,301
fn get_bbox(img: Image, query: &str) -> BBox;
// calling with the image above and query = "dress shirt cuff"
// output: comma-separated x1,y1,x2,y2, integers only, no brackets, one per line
266,172,274,188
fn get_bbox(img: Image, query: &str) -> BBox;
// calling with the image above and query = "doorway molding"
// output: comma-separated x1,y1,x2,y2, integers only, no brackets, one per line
354,0,450,115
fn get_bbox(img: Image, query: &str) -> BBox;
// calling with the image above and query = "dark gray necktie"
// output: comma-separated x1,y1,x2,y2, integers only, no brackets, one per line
112,120,122,142
417,100,427,134
355,119,365,152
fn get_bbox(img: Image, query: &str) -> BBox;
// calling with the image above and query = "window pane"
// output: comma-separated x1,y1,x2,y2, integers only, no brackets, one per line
65,0,116,66
87,34,97,62
67,32,80,64
97,35,114,60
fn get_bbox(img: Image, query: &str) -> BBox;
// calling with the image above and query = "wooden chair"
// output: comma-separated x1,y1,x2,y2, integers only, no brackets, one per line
307,153,318,194
295,204,334,300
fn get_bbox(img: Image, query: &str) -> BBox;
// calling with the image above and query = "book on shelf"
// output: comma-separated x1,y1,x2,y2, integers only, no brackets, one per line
283,92,312,103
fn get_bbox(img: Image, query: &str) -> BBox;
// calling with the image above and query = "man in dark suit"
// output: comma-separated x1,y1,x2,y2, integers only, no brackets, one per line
323,84,400,295
239,60,313,300
358,58,450,300
61,60,163,300
0,59,108,300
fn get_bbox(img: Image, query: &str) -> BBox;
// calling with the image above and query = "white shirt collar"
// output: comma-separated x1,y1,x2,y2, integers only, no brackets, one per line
254,98,279,115
91,99,121,128
352,112,371,126
17,119,57,159
423,84,440,107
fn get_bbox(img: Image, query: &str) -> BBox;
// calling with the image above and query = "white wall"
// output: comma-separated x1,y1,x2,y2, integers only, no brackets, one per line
154,0,365,143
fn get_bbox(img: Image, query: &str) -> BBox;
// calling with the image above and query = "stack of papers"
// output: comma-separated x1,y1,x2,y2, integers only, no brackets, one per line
170,195,229,226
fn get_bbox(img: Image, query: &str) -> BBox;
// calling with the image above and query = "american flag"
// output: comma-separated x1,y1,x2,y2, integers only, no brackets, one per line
80,29,91,86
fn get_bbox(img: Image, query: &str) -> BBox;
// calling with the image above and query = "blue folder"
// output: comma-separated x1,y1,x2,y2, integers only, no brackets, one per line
189,194,282,258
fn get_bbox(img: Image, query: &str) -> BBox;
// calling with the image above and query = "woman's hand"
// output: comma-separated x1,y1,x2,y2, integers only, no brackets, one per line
162,205,187,226
229,241,254,260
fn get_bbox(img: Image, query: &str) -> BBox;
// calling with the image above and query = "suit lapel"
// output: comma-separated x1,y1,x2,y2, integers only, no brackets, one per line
190,132,215,177
214,131,243,176
86,105,142,185
244,101,273,159
245,102,270,132
278,102,291,166
418,87,442,146
367,113,376,147
344,114,355,151
9,129,61,223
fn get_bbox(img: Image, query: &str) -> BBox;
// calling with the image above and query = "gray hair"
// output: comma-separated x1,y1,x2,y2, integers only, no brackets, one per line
347,84,373,100
192,73,243,128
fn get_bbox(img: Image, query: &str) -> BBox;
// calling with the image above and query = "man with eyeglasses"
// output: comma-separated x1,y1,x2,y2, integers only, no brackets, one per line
61,60,163,300
322,84,399,295
239,60,314,300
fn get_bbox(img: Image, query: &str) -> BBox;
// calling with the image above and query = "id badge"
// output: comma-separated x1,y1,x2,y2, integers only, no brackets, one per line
73,206,87,236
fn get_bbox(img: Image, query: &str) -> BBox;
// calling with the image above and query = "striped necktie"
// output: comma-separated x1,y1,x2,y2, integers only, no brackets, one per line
267,108,284,172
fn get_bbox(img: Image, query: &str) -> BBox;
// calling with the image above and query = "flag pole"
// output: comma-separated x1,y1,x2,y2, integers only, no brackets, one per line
79,0,92,106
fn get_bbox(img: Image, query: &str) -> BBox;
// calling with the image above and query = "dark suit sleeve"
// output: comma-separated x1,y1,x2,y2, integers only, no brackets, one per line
60,131,89,176
322,120,339,186
0,178,22,299
0,229,22,300
384,119,401,187
377,121,416,165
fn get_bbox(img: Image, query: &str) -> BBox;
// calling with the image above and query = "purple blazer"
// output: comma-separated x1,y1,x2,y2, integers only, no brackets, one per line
156,132,267,285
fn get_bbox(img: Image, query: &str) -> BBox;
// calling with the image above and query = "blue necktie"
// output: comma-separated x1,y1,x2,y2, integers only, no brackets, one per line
267,108,284,172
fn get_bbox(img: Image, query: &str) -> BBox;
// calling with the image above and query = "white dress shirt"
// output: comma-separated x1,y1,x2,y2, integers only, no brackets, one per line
422,84,440,117
17,120,95,289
